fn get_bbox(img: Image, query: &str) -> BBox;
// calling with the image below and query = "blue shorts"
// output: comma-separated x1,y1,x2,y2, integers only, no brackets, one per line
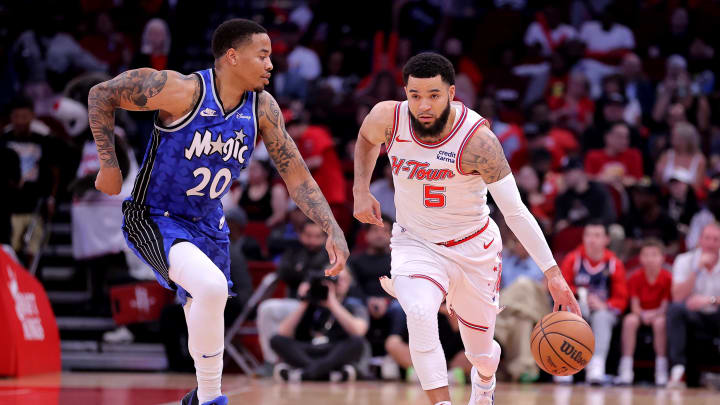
121,201,232,304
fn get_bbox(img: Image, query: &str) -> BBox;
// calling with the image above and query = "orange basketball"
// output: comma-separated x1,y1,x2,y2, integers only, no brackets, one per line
530,311,595,376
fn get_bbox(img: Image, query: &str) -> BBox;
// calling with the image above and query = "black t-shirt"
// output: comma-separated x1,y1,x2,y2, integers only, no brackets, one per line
1,131,57,213
295,297,369,343
276,246,329,298
555,181,616,226
348,252,391,298
622,209,679,245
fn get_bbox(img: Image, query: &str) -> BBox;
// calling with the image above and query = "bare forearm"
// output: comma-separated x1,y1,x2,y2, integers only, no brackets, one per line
277,301,309,337
672,276,695,302
353,135,381,192
329,301,368,336
289,177,339,233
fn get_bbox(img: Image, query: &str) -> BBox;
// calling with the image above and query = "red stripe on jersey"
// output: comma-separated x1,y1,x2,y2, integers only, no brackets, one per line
408,104,467,149
385,102,401,153
456,118,488,176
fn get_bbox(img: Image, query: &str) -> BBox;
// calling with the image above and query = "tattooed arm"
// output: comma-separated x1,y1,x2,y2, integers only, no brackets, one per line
88,68,200,195
352,101,397,226
460,125,581,315
257,91,349,276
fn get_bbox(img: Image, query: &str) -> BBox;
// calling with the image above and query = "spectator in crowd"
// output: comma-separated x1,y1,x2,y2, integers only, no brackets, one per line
271,269,368,382
131,18,172,71
285,23,322,82
664,172,700,235
686,185,720,250
79,11,133,74
515,165,553,233
623,180,680,256
477,96,527,170
582,92,639,152
287,115,348,231
654,122,706,193
560,221,628,384
620,53,656,123
584,122,643,186
616,239,672,386
369,160,396,221
524,5,577,57
554,157,616,232
495,231,550,382
266,47,309,105
256,220,330,375
667,222,720,388
652,55,710,133
239,159,288,227
549,71,595,135
1,97,61,266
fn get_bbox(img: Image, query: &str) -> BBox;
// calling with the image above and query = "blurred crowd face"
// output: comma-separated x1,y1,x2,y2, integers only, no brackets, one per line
564,168,586,190
621,53,642,79
146,20,169,53
365,221,391,251
406,75,455,137
667,103,687,128
229,33,273,92
567,73,589,99
299,222,327,252
671,122,699,154
604,123,630,153
10,107,33,135
248,160,269,185
583,225,609,255
698,224,720,254
639,245,664,272
517,166,540,192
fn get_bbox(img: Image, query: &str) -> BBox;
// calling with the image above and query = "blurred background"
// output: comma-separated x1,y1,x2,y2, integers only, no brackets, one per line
1,0,719,391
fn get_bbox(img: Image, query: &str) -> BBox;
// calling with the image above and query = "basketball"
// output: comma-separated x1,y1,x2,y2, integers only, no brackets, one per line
530,311,595,376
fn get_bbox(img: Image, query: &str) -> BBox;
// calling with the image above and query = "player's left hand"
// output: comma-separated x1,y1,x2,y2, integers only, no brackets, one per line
545,266,582,317
324,226,349,276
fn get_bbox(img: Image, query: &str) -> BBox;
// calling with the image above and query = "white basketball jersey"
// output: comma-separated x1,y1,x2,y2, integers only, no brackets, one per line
385,100,490,243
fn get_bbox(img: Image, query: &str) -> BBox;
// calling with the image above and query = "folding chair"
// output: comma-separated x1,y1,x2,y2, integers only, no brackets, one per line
224,266,279,375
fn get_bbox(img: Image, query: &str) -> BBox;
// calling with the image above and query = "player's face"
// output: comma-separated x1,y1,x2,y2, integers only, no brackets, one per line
639,246,664,271
233,33,273,92
405,75,455,137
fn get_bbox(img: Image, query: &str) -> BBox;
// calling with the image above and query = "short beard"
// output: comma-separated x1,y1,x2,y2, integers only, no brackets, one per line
409,102,451,138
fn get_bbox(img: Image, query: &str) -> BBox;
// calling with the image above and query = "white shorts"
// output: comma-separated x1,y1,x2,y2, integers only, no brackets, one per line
390,218,503,334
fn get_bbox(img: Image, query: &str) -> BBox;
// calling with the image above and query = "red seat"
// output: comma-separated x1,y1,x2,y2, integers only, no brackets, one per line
551,226,585,261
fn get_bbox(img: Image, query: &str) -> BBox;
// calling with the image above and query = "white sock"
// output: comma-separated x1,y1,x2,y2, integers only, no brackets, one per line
170,242,228,403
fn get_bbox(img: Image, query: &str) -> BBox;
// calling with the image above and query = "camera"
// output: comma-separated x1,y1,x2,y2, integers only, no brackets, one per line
303,271,337,303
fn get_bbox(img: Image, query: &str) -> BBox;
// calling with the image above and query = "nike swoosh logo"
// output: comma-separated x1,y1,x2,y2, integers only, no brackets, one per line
395,138,412,142
202,351,222,358
483,239,494,249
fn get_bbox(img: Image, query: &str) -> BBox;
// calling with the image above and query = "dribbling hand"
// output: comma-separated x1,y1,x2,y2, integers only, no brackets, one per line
545,266,582,317
353,190,383,227
95,166,123,196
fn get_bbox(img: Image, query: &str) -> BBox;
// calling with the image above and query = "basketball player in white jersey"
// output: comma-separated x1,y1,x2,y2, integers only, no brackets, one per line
353,53,581,405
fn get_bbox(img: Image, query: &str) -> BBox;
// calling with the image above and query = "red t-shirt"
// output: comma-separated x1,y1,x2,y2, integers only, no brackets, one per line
297,125,347,204
584,148,644,179
627,268,672,310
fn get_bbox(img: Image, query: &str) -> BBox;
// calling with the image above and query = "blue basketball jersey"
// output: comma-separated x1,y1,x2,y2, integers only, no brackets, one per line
129,68,257,231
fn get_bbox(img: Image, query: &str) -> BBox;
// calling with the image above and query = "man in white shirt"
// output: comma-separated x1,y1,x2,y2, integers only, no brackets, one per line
667,222,720,388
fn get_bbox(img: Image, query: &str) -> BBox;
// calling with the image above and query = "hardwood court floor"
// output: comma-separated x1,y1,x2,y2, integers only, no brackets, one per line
1,372,719,404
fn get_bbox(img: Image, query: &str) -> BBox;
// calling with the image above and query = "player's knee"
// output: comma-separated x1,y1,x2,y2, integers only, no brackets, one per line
623,313,640,329
191,268,228,305
405,301,440,352
465,339,501,377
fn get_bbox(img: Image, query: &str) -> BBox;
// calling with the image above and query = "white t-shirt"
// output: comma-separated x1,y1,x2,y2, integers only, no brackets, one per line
288,46,321,81
524,22,578,56
579,21,635,52
672,249,720,312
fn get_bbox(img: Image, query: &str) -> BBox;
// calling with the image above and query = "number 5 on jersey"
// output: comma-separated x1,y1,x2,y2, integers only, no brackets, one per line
423,184,446,208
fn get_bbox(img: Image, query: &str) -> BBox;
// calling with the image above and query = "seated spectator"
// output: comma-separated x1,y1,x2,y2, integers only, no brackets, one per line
554,157,616,232
560,221,628,384
131,18,172,71
654,122,706,194
549,71,595,135
515,165,553,232
620,53,656,124
585,122,643,187
239,159,288,227
369,161,396,221
664,172,700,236
667,223,720,388
623,180,680,256
524,5,577,57
1,97,61,266
271,269,368,382
495,232,550,382
652,55,711,134
256,220,329,374
616,239,672,386
686,185,720,250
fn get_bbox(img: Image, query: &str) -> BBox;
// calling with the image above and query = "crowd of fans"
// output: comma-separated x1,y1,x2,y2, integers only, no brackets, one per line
1,0,720,389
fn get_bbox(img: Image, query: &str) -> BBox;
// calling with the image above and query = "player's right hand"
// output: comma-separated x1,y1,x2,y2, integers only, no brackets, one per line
353,190,383,227
95,166,123,195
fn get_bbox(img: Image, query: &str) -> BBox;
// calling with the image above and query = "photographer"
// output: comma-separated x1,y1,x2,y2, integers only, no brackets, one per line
270,269,369,382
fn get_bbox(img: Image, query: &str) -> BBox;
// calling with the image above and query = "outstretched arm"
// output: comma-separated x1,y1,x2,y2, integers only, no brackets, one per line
257,91,349,276
459,126,581,316
88,68,200,194
352,101,397,226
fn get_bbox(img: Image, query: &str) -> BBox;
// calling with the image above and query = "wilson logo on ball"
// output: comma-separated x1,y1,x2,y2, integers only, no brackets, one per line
560,340,588,366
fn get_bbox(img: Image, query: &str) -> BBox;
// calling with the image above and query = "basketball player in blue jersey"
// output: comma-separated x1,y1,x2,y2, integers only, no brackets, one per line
88,19,349,405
